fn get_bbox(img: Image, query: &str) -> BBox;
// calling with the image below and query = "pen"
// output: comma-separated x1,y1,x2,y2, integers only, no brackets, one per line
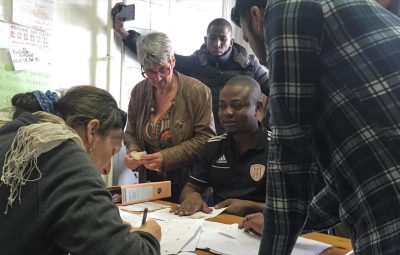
141,207,148,226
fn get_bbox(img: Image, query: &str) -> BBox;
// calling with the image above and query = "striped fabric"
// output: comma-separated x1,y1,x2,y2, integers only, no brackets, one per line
260,0,400,254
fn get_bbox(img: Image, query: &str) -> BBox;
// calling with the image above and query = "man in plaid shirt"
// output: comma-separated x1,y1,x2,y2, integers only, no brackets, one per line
232,0,400,254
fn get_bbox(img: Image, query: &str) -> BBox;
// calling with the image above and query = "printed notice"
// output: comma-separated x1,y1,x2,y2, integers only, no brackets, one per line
9,23,51,70
12,0,55,31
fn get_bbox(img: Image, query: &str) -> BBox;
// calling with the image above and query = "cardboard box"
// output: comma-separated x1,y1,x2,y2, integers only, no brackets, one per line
108,181,171,205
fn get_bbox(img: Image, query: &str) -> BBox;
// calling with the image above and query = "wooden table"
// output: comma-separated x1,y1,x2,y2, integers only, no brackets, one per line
153,201,352,255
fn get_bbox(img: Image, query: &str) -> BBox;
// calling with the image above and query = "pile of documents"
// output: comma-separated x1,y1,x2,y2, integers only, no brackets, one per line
118,202,332,255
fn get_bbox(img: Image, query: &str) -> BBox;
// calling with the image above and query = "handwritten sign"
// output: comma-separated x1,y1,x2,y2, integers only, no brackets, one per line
0,63,50,109
12,0,55,31
9,23,51,70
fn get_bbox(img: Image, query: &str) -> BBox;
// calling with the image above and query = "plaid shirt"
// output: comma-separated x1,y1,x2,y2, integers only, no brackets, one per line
261,0,400,254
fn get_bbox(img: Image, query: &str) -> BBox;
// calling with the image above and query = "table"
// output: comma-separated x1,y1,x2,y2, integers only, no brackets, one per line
153,201,353,255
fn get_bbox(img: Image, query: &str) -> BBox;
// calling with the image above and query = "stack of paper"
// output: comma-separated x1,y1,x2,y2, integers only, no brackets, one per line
118,205,332,255
198,221,332,255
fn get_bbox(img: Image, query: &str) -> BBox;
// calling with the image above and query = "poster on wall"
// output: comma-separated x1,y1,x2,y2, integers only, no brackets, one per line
12,0,55,31
9,23,51,70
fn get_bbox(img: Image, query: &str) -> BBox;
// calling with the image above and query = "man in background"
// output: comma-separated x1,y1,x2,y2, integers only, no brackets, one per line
232,0,400,254
111,3,269,134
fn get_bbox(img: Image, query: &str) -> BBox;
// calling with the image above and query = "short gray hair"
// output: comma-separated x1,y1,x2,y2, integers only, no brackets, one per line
136,32,174,67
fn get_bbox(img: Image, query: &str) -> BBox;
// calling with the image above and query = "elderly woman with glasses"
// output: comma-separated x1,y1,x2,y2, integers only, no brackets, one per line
124,32,216,203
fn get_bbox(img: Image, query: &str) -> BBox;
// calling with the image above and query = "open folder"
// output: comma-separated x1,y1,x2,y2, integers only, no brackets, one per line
108,181,171,205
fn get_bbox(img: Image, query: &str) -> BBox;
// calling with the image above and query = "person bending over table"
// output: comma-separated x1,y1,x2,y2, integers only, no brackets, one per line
170,76,269,217
0,86,161,255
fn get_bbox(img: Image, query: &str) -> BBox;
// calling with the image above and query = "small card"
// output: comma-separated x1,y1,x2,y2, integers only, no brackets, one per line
130,151,147,160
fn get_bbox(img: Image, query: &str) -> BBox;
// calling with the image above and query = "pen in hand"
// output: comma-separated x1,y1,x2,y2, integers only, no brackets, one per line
141,208,148,226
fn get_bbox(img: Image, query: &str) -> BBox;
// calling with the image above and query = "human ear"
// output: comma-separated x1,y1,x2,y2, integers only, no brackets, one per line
256,101,264,112
250,6,264,35
170,56,176,69
230,38,234,47
86,119,100,152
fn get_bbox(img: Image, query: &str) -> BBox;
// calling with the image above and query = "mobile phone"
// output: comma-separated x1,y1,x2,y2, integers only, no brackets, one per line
115,4,135,22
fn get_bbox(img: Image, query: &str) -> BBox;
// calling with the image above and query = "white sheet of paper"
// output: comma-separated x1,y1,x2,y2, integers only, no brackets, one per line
118,208,143,227
158,219,203,255
119,202,169,212
218,223,260,243
198,221,332,255
292,237,333,255
181,227,201,252
148,207,227,221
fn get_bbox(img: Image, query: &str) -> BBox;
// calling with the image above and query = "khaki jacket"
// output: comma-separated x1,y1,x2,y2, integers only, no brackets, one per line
125,71,216,182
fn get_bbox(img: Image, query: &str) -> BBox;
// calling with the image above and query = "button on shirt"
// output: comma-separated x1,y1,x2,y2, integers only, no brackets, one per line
189,127,270,205
261,1,400,254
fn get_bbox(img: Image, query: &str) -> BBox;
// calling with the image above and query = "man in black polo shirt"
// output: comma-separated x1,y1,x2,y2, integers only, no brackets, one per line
170,75,269,217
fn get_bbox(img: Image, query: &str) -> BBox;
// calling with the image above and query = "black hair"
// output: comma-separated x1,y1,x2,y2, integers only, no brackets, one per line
231,0,267,28
206,18,233,34
11,92,42,119
223,75,262,100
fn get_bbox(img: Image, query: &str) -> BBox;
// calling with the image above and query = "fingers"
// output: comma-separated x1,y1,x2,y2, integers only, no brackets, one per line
143,163,161,171
111,2,125,17
170,204,195,216
202,203,213,214
139,220,162,241
240,213,264,235
214,198,232,209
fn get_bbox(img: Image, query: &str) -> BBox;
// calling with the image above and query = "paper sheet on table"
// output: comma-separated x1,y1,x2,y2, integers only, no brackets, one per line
181,226,201,252
158,219,203,255
198,221,332,255
292,237,333,255
148,207,227,221
118,208,143,227
218,223,260,243
120,207,204,254
119,202,170,212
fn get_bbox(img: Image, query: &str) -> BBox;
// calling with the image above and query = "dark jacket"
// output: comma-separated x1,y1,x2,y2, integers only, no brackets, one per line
0,113,160,255
123,30,269,134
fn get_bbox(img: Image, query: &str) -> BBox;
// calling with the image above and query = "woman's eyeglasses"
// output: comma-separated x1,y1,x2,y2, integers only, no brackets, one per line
141,65,171,79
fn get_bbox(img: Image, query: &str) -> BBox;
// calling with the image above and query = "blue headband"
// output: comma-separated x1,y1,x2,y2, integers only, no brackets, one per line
32,90,60,114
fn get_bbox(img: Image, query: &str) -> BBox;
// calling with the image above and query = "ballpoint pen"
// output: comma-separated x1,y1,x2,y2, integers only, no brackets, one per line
141,207,148,226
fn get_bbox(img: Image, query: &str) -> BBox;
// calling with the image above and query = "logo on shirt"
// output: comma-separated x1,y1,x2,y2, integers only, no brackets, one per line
216,154,227,164
250,164,265,182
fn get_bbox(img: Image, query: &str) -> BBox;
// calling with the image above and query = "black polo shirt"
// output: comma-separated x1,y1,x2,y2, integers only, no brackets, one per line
189,127,270,205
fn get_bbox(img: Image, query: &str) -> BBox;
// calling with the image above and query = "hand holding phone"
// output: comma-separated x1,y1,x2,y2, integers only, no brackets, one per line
114,4,135,22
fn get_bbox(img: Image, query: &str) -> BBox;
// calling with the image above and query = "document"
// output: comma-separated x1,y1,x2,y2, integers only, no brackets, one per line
118,208,143,227
148,207,227,221
198,221,332,255
119,201,169,212
119,205,332,255
158,219,203,255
